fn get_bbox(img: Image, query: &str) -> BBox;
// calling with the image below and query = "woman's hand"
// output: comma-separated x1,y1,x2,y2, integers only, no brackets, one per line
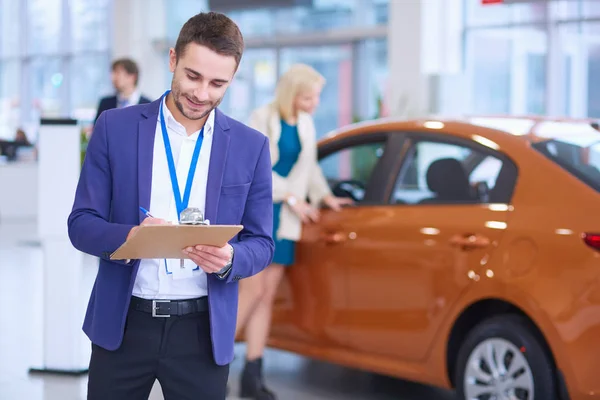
285,195,320,223
322,195,354,211
291,201,320,223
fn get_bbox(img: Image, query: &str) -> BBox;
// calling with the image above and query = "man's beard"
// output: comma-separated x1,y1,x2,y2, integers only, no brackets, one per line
172,80,222,121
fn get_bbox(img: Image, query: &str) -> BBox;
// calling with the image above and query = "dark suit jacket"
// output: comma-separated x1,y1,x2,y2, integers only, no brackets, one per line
69,97,275,365
94,94,152,123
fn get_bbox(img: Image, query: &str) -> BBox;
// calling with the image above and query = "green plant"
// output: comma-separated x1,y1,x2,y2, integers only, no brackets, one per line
80,128,89,167
350,95,386,180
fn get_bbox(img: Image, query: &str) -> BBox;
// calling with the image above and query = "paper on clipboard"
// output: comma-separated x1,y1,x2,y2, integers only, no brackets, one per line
110,224,243,260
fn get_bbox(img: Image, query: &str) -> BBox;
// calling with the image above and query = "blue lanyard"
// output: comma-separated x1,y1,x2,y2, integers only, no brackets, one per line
159,90,204,220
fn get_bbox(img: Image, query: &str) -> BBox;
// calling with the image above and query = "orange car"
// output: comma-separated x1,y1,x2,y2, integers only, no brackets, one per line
268,116,600,400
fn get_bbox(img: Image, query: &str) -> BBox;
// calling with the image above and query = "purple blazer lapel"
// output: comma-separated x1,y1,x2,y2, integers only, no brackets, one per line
137,100,160,223
205,109,231,224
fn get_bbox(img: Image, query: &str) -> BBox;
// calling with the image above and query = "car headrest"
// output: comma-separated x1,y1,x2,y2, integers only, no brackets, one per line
426,158,473,201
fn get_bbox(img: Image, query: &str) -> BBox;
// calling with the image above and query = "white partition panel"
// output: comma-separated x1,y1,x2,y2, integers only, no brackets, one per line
30,118,89,375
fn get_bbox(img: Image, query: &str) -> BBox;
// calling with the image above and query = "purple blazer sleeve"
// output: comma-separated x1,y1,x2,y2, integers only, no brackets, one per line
67,111,136,264
227,136,275,282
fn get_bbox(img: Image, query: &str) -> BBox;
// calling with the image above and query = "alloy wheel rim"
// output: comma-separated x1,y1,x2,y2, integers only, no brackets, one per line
463,338,534,400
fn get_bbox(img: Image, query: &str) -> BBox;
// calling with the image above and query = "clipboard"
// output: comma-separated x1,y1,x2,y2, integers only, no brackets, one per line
110,224,243,260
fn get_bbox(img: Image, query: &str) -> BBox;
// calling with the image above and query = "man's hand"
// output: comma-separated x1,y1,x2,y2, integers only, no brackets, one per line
126,217,168,240
183,244,233,274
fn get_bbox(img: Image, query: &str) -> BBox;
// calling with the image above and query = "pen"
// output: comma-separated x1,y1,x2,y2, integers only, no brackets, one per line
139,206,154,218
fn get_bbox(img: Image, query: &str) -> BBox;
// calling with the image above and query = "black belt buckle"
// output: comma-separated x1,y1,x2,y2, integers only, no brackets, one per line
152,299,171,318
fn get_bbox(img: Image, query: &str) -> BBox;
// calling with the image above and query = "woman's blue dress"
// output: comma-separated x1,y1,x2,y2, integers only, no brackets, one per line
272,119,302,266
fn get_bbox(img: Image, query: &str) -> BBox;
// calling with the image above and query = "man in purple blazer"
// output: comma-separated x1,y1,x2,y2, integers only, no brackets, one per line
68,12,274,400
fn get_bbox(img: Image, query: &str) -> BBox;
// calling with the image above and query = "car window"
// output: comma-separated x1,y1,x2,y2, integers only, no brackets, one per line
470,156,503,188
392,140,515,205
319,141,385,203
533,139,600,193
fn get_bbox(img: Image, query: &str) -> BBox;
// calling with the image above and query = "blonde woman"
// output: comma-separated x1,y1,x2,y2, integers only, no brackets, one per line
235,64,352,399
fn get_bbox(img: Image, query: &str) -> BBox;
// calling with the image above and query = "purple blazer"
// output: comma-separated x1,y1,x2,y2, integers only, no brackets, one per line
68,98,274,365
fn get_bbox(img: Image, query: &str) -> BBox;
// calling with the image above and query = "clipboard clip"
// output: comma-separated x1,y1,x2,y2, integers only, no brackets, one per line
179,207,210,226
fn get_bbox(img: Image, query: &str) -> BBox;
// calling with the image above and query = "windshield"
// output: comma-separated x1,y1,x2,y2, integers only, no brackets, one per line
532,138,600,193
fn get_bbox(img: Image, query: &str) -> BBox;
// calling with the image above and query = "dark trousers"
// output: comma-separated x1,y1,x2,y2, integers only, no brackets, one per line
87,301,229,400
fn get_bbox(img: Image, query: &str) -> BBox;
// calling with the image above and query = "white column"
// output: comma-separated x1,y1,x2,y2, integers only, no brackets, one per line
112,0,169,100
387,0,464,118
572,32,589,118
546,9,564,116
387,0,429,118
30,119,88,374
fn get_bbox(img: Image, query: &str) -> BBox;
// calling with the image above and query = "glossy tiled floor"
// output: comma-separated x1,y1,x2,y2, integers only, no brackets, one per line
0,219,456,400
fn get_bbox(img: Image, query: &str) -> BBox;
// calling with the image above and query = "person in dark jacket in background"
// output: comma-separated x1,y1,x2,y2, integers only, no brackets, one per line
94,58,152,123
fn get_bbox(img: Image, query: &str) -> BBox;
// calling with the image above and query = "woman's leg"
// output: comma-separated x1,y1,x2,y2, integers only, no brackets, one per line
239,263,286,399
244,263,285,360
235,270,266,339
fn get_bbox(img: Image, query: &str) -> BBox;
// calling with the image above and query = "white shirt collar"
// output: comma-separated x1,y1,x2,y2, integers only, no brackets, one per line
118,89,141,106
158,95,215,140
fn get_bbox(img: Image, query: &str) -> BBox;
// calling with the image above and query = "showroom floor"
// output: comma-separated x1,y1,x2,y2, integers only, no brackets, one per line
0,220,456,400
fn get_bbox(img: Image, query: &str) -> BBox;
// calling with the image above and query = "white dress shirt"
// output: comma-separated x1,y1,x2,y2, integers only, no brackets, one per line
117,90,141,108
132,96,215,300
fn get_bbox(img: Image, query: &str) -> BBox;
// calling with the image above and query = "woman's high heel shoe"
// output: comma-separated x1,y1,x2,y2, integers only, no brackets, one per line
239,358,276,400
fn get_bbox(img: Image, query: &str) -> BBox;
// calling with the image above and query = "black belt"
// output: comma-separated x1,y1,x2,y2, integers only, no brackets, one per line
130,296,208,318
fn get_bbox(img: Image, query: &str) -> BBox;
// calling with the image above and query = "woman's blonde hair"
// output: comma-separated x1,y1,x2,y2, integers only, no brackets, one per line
273,63,325,122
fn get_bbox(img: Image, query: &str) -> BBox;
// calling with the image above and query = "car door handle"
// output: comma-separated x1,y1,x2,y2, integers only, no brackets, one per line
449,234,490,250
322,232,346,244
322,231,357,244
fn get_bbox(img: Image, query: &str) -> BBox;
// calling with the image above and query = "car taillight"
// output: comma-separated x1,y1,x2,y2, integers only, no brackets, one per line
583,233,600,250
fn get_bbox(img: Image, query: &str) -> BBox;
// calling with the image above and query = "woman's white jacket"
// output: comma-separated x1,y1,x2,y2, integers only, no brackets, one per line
249,104,331,241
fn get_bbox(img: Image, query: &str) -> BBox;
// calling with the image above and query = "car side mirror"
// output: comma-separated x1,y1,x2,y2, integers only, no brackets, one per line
472,181,489,203
332,179,365,202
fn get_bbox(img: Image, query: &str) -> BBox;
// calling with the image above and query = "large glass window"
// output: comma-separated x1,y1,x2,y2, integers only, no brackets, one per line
0,61,21,140
466,0,546,26
0,0,112,137
220,48,277,124
588,41,600,119
559,22,600,118
583,1,600,18
168,1,388,137
466,27,547,115
0,61,20,106
280,45,353,139
0,0,21,57
225,0,388,37
28,0,63,55
467,30,511,114
70,54,112,120
70,0,111,52
29,57,64,120
218,41,387,136
166,0,209,42
355,38,389,122
460,0,600,119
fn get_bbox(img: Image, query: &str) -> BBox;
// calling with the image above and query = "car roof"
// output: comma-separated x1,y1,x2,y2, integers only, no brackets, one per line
319,115,600,151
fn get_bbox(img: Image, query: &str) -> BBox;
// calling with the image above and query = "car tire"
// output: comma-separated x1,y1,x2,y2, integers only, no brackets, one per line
455,314,558,400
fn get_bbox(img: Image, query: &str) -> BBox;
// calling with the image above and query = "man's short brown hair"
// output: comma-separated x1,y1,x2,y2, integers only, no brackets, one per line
111,58,140,85
175,12,244,67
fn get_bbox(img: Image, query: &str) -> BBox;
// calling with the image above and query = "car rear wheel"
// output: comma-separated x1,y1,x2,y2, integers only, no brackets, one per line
455,315,558,400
